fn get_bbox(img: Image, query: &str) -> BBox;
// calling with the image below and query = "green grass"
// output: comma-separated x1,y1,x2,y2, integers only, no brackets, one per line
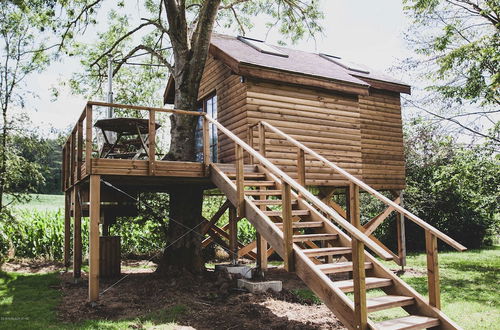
5,194,64,211
0,248,498,329
0,270,187,329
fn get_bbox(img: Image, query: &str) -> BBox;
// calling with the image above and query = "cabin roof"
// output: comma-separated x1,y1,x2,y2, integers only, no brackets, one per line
164,34,410,104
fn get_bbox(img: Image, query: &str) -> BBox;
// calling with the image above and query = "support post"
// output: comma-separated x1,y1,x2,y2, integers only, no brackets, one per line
247,126,254,165
425,230,440,309
256,233,268,272
70,131,76,185
76,121,83,180
89,175,101,301
72,186,82,279
349,183,367,330
258,123,265,157
282,182,294,272
64,192,71,268
229,205,238,265
235,144,245,217
148,109,156,176
85,105,93,175
297,148,306,187
395,190,406,269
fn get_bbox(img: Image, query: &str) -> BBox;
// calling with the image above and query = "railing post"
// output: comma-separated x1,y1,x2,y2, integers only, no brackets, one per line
247,125,254,165
425,230,440,309
258,122,266,157
235,144,245,217
282,181,294,272
89,175,100,302
297,148,306,186
77,120,83,180
148,109,156,176
85,105,93,175
349,183,367,330
70,131,76,185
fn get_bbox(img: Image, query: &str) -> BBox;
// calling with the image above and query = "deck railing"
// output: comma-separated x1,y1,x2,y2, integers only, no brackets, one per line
61,101,207,191
251,120,466,310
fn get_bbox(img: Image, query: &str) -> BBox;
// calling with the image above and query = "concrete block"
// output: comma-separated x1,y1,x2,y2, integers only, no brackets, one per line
237,279,282,293
214,264,253,279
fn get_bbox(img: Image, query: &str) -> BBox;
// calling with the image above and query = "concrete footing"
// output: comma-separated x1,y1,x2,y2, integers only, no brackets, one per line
214,264,253,279
237,279,282,293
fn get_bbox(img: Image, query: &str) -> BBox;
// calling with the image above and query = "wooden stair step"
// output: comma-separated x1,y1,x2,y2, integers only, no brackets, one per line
276,221,323,229
239,181,275,186
252,199,297,205
245,190,282,196
302,247,351,257
374,315,440,330
264,210,309,217
366,295,414,313
316,261,372,274
225,172,266,179
332,277,392,292
293,233,338,242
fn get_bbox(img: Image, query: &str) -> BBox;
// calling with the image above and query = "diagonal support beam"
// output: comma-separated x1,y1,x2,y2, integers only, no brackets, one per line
363,196,401,236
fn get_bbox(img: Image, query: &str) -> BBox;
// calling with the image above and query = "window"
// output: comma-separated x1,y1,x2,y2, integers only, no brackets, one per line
237,36,289,58
319,53,370,74
195,94,218,162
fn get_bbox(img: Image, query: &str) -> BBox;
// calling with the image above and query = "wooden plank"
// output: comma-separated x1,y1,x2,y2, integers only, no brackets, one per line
425,231,440,309
87,101,205,116
228,205,238,263
64,192,71,268
282,182,293,272
72,187,82,278
297,148,306,187
203,116,210,167
89,175,100,301
201,199,230,235
363,196,400,236
77,121,83,180
235,145,245,217
349,183,367,329
85,105,93,175
70,131,76,185
393,190,407,268
258,123,265,156
148,110,156,176
256,232,268,271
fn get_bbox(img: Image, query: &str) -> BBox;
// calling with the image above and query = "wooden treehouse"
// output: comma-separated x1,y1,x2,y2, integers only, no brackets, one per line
62,34,466,330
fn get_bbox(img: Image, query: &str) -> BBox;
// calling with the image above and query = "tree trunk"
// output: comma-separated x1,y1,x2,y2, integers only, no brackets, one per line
157,184,205,274
0,105,7,213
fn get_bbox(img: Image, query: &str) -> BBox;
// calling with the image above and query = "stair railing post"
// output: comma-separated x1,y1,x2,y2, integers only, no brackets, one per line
348,183,367,329
297,148,306,199
85,104,93,175
425,230,441,309
247,125,254,165
282,181,294,272
235,144,245,217
148,109,156,176
258,122,266,157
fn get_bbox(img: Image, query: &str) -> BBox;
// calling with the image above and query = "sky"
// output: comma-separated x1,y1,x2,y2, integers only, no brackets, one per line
22,0,411,134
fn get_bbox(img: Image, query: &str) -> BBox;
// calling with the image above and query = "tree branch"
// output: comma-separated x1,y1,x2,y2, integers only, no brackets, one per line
112,44,173,75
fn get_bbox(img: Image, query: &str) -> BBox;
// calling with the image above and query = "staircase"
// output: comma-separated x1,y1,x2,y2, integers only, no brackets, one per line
206,116,464,330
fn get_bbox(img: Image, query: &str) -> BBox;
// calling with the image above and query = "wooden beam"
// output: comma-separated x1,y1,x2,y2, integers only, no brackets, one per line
229,205,238,264
393,190,406,268
235,144,245,217
297,148,306,187
76,121,83,180
64,192,71,268
85,105,93,175
201,199,230,235
89,175,100,301
69,131,76,185
148,110,156,176
363,196,401,236
282,182,294,272
72,187,82,278
203,116,210,168
425,230,440,309
247,125,254,165
258,122,265,157
349,183,367,330
256,233,268,271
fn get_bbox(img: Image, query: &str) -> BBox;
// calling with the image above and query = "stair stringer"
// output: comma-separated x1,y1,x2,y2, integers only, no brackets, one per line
210,164,359,329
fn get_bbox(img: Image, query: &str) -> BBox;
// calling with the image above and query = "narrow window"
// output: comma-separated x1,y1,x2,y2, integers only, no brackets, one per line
195,93,218,162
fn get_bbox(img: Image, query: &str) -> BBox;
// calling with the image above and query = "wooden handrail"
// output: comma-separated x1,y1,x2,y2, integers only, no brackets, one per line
86,101,206,116
205,115,394,261
259,121,467,252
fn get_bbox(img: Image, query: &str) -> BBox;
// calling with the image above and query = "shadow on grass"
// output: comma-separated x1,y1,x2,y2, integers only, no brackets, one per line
0,271,60,329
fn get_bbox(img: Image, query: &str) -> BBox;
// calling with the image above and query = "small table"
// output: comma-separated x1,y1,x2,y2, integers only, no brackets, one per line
94,118,161,159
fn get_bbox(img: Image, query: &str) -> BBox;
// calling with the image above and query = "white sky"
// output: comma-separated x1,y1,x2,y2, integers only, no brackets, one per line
22,0,410,133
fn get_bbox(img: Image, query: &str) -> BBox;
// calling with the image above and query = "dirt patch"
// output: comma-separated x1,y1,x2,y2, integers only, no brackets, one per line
57,265,345,329
1,259,65,273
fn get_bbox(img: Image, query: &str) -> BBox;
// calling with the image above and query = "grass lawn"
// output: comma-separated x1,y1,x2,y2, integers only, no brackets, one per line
0,247,498,329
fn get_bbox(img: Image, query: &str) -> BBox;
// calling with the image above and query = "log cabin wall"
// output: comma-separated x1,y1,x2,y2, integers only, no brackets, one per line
359,89,405,190
245,80,363,187
198,56,248,163
196,57,406,190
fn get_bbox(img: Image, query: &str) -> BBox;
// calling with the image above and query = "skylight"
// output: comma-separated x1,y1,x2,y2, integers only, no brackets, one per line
319,53,370,74
237,36,288,58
